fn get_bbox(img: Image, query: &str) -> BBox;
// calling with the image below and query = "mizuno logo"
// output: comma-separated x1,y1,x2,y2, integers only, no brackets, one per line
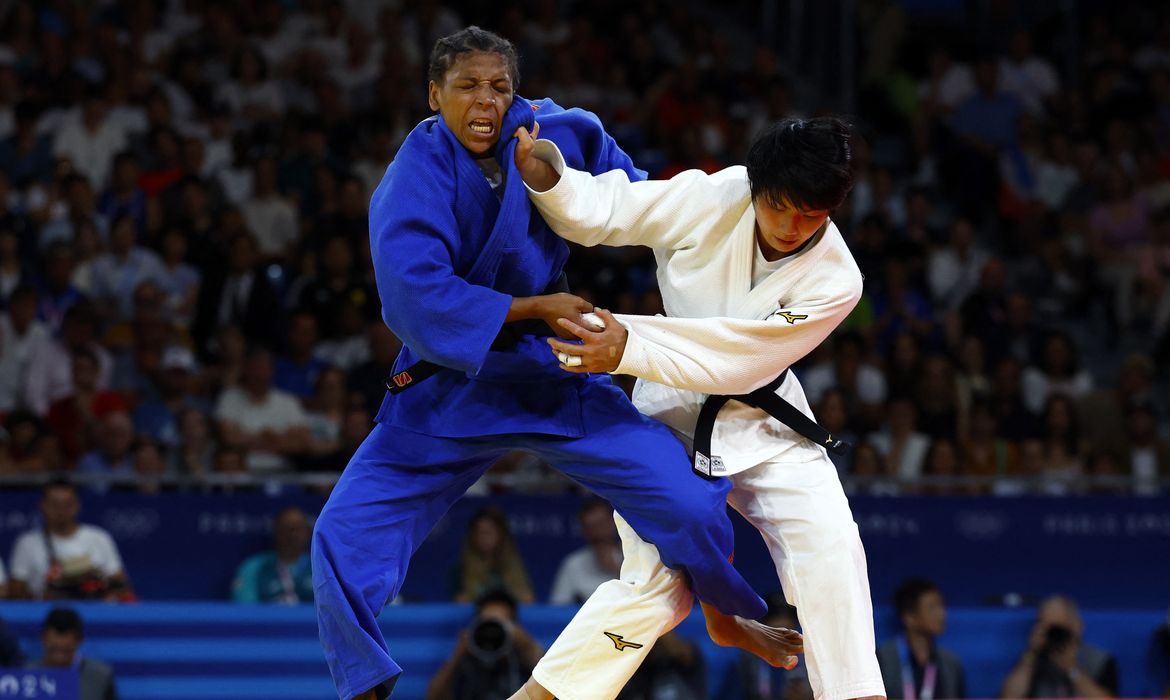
777,311,808,325
604,632,644,652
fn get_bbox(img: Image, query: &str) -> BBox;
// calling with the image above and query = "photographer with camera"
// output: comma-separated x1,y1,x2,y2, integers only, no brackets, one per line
426,589,543,700
7,479,133,601
1000,595,1118,698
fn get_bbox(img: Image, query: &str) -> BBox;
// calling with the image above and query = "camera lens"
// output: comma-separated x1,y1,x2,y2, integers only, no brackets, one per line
466,617,513,664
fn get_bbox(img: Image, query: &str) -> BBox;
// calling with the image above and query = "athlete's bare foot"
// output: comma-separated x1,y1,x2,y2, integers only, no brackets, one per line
701,601,803,669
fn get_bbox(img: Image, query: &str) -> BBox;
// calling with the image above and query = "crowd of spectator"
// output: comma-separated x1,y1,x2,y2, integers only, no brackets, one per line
0,0,1166,497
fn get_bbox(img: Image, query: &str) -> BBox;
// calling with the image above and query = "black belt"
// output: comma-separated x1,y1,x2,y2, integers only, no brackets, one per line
385,273,569,394
692,369,851,479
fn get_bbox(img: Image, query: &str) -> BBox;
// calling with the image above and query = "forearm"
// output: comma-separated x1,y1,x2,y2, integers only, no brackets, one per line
505,296,537,323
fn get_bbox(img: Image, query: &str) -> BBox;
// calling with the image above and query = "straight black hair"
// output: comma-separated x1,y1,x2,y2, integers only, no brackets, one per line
746,117,855,212
42,608,83,637
428,26,520,87
893,576,940,619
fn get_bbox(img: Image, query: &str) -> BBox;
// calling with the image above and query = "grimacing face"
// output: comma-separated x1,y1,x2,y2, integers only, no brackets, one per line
428,51,514,157
753,195,829,258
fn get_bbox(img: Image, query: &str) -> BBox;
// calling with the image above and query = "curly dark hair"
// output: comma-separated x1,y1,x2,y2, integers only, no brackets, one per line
427,26,520,87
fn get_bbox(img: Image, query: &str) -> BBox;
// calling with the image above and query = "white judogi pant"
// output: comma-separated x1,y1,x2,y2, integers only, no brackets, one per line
533,452,886,700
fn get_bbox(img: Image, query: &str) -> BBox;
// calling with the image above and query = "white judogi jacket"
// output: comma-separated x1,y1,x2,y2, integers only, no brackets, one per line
527,140,863,475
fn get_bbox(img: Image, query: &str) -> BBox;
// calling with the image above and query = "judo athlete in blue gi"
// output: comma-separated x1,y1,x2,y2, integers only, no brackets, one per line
311,27,787,700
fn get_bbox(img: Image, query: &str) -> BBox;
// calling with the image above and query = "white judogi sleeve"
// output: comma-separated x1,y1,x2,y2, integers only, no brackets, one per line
611,287,858,395
526,139,729,251
526,140,862,395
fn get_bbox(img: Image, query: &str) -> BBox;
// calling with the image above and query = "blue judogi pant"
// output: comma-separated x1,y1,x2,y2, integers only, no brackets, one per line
312,379,767,699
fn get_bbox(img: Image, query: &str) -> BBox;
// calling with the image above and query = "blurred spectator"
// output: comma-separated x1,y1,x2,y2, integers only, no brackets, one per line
274,312,329,399
1079,354,1158,457
0,101,52,188
76,411,136,487
129,438,167,496
241,156,298,261
24,301,113,417
1118,402,1170,496
1000,595,1119,698
51,85,126,190
799,332,887,428
8,479,132,601
962,399,1025,495
303,366,347,457
1032,396,1087,495
914,355,959,440
0,558,6,599
718,593,804,699
618,631,706,700
0,410,58,475
816,389,858,475
870,397,930,481
214,347,310,472
35,242,85,333
88,214,164,323
919,46,975,113
131,345,207,446
155,228,201,329
997,30,1060,117
232,506,314,604
97,151,147,236
294,234,376,341
46,348,127,464
877,577,966,699
920,438,967,496
989,357,1041,442
0,285,49,412
849,441,901,496
928,218,989,312
314,300,372,370
28,608,117,700
425,588,542,700
548,500,622,605
168,407,217,477
1021,332,1094,415
193,233,280,353
451,508,534,605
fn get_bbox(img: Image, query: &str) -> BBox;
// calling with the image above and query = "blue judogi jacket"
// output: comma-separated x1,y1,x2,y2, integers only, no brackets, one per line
369,96,645,438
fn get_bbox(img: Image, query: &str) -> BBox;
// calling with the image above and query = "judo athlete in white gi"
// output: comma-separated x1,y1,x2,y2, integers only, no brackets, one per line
508,117,887,700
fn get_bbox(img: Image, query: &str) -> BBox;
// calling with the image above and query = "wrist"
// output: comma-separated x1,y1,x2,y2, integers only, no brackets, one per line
506,296,536,322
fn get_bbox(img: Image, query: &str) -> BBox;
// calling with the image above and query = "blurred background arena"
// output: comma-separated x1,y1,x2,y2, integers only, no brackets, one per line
0,0,1169,698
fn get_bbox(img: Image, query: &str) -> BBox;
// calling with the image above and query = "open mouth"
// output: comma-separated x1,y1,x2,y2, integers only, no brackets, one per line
469,118,495,135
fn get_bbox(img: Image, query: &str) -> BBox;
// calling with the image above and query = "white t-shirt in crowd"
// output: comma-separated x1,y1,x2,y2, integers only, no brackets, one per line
8,524,125,599
214,386,308,472
548,545,623,605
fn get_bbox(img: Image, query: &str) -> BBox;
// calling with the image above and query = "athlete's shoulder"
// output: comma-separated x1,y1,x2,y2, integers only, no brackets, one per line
373,117,454,205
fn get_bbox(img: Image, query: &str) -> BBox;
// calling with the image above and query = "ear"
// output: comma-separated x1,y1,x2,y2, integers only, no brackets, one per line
427,80,441,112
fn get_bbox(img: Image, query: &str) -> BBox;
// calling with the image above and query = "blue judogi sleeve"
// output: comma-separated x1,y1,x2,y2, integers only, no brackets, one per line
369,137,512,376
